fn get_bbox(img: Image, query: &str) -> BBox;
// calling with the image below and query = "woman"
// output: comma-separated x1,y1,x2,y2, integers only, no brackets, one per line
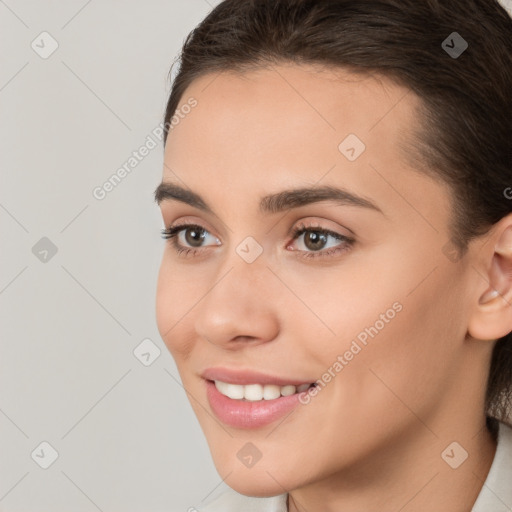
154,0,512,510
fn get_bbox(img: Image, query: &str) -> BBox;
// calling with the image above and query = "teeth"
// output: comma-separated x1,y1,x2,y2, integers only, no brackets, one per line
263,384,281,400
244,384,263,401
280,385,296,396
214,380,313,401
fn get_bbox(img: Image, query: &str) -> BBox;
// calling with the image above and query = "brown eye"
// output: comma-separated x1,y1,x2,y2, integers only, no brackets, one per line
161,223,221,252
184,227,206,247
303,231,328,251
287,225,354,259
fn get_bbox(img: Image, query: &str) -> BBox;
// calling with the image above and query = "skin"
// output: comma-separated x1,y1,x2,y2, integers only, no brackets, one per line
155,64,512,511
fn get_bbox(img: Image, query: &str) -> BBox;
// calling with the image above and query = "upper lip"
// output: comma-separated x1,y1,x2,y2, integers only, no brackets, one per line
201,367,314,386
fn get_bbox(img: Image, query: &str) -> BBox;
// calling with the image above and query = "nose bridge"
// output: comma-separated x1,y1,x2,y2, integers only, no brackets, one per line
193,248,280,345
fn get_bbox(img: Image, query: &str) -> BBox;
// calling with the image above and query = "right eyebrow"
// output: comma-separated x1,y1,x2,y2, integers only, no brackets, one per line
154,181,214,214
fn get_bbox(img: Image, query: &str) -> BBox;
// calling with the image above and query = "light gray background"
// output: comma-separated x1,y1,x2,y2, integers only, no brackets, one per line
1,1,512,511
0,2,225,511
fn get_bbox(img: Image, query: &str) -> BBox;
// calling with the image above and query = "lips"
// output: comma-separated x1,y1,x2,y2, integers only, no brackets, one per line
202,367,316,428
201,367,314,387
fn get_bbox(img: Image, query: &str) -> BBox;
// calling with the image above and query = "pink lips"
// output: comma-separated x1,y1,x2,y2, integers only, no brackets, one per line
201,367,313,387
202,367,312,429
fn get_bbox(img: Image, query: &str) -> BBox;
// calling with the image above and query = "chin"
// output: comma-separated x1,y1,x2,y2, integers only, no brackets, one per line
224,477,289,498
207,451,288,495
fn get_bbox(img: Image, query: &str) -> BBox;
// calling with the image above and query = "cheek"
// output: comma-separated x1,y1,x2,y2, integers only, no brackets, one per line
155,258,203,360
274,253,408,358
283,248,468,414
337,265,468,423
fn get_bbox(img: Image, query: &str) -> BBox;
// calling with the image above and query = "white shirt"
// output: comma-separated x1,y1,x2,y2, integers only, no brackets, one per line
196,420,512,512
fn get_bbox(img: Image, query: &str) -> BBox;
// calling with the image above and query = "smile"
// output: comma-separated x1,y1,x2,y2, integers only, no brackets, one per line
214,380,316,401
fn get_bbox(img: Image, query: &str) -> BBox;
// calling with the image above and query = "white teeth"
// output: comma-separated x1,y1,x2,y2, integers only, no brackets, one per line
244,384,263,401
280,385,296,396
214,380,312,401
214,379,228,395
224,382,244,400
263,384,281,400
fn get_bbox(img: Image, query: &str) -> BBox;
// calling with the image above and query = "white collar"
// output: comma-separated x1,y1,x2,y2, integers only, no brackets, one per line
471,420,512,511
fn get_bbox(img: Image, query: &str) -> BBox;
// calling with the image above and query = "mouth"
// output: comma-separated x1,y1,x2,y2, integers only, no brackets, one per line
212,380,317,401
202,369,318,429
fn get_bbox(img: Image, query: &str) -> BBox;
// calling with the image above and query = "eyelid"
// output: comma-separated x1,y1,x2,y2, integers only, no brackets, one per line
286,218,354,240
162,215,220,237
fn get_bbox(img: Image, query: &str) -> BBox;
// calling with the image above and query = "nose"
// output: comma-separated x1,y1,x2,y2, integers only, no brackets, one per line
194,258,281,349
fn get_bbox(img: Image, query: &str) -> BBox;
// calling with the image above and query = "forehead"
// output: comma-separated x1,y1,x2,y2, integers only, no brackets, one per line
164,64,420,174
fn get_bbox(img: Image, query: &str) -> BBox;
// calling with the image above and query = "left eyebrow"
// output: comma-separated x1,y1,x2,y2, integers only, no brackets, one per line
154,182,383,215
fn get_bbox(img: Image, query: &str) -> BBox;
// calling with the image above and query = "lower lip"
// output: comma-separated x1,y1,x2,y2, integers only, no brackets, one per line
205,380,305,429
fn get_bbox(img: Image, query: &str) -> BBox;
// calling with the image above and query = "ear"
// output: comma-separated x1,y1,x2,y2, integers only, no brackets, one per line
468,215,512,341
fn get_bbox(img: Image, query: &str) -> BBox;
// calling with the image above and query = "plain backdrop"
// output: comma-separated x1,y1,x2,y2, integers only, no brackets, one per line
0,2,225,511
1,1,512,511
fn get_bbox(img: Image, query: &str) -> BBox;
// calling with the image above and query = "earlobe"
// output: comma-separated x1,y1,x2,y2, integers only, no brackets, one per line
468,221,512,341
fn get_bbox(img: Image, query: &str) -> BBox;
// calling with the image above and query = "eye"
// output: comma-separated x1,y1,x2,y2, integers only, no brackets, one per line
161,223,220,255
287,223,354,259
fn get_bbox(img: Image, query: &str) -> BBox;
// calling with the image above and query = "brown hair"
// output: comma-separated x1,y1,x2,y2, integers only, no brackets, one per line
162,0,512,437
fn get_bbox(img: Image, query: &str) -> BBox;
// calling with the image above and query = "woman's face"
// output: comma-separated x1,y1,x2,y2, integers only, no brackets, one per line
155,64,486,495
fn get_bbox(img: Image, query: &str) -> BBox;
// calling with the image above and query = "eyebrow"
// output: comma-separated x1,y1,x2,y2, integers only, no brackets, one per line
154,182,383,215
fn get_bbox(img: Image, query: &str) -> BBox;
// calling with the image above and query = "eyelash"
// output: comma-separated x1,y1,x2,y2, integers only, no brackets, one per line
160,222,355,260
